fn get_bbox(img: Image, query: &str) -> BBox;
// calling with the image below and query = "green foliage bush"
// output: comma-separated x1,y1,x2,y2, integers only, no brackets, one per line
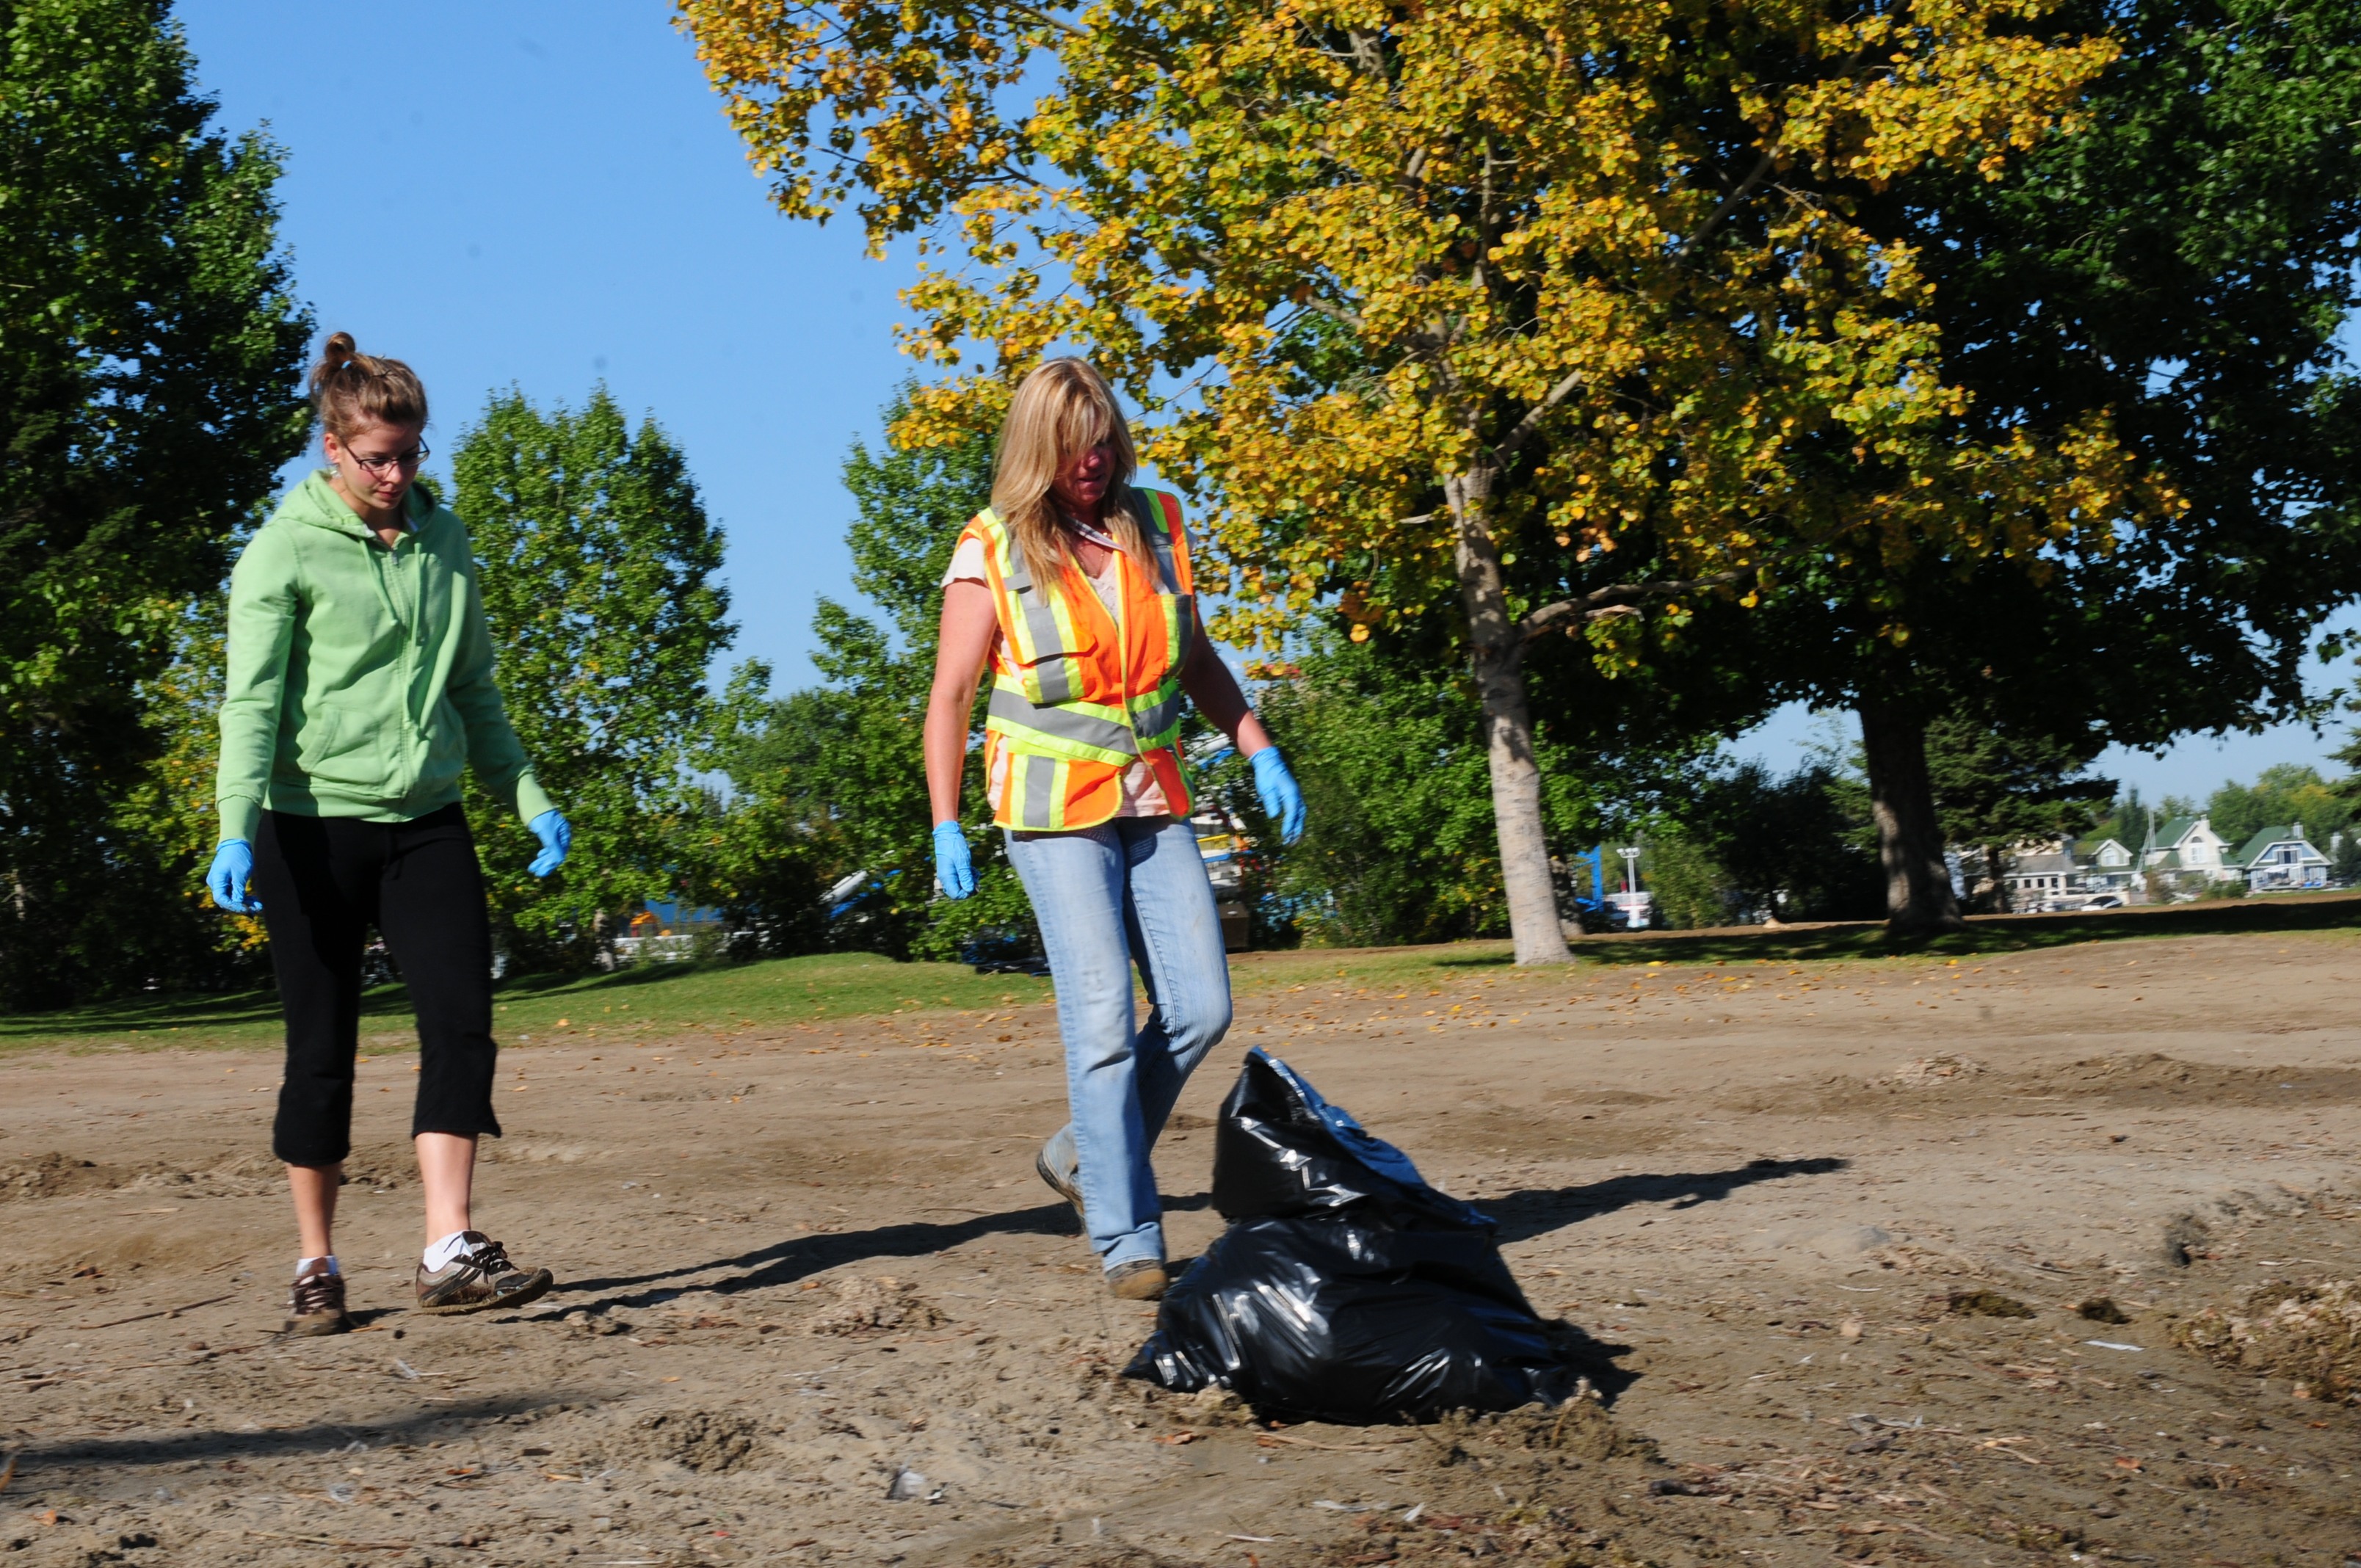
722,391,1015,962
0,0,312,1007
454,388,794,971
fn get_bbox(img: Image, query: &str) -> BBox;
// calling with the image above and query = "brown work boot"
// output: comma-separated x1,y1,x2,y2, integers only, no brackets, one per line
286,1268,351,1336
413,1232,554,1316
1106,1259,1168,1302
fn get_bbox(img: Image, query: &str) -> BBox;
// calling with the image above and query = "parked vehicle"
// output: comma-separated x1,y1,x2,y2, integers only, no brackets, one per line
961,929,1051,976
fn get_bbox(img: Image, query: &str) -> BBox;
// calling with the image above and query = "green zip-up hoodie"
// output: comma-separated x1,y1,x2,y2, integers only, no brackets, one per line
214,471,556,845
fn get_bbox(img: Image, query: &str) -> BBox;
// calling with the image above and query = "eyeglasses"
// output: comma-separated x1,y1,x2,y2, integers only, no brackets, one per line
343,440,429,476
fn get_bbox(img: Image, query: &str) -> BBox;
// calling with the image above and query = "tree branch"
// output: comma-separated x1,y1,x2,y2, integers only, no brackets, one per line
1490,369,1586,463
1517,567,1757,642
1296,294,1367,333
1674,145,1778,260
1000,1,1091,42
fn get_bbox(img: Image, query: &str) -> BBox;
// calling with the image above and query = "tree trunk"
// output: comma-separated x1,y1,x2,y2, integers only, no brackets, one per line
1449,466,1571,965
1984,843,2010,913
1857,697,1966,935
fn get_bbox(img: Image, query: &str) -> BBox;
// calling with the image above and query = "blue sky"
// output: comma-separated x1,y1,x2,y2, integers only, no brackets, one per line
177,0,2358,807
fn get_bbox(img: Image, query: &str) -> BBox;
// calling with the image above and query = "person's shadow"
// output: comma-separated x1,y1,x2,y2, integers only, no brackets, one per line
551,1156,1843,1315
1483,1155,1849,1245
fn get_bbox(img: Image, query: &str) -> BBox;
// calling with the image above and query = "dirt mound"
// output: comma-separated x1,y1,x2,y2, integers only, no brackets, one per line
2173,1280,2361,1402
1889,1052,1987,1083
0,1153,109,1200
807,1274,948,1336
1420,1395,1657,1466
2,1150,294,1204
1727,1051,2361,1116
606,1409,765,1473
2014,1053,2361,1108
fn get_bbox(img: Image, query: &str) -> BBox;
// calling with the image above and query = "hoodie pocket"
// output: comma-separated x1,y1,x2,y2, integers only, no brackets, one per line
294,704,379,791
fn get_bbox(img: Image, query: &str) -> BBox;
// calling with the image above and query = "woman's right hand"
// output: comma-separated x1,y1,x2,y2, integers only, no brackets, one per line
934,821,977,899
207,840,261,914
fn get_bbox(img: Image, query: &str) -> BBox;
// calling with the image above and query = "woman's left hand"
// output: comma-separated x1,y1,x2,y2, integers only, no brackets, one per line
526,810,571,877
1250,747,1307,845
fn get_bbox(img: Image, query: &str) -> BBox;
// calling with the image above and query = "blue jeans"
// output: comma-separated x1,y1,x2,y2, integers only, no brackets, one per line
1004,816,1233,1271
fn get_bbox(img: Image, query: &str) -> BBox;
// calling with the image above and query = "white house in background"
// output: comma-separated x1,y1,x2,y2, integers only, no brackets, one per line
2005,849,2077,905
2076,836,2139,893
2227,825,2330,892
2144,816,2234,885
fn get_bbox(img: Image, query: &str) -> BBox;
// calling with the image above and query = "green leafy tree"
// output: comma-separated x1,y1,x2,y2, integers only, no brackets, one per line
1636,835,1741,932
2330,832,2361,887
1252,637,1513,947
722,396,1015,959
1749,0,2361,932
1678,762,1887,926
2207,763,2349,857
0,0,312,1006
451,389,744,970
1252,627,1722,945
684,0,2134,967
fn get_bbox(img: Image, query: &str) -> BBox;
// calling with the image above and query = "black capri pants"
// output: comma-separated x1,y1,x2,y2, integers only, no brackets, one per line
251,804,501,1166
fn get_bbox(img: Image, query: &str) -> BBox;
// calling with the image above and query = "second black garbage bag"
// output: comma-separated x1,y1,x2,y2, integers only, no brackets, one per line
1124,1048,1577,1424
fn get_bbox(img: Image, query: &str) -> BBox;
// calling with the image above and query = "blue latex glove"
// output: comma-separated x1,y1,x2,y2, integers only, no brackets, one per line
206,839,261,914
1250,747,1307,845
527,810,571,878
933,821,976,900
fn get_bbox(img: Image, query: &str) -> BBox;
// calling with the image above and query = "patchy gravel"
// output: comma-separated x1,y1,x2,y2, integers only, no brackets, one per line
3,929,2360,1565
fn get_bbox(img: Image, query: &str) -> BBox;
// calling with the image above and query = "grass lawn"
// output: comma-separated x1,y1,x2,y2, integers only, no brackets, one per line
4,890,2354,1059
0,953,1057,1059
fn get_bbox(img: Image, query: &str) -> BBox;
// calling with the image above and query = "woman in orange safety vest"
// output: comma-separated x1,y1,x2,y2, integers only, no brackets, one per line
924,357,1306,1300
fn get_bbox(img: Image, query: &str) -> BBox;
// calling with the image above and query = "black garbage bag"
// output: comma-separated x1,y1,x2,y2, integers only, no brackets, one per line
1125,1048,1577,1424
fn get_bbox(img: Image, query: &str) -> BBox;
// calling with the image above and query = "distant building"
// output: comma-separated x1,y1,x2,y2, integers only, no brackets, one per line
2075,837,2138,893
2143,816,2235,889
2227,825,2330,893
2004,849,2077,906
1998,836,2139,908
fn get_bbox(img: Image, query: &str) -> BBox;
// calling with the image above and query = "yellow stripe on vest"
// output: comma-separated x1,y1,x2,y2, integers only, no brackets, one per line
966,493,1195,831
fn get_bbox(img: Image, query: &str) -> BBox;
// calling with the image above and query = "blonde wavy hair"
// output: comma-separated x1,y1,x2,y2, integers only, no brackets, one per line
990,357,1153,598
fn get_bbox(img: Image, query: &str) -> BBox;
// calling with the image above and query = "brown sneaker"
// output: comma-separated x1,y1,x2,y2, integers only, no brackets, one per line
286,1268,351,1336
413,1232,554,1316
1106,1259,1168,1301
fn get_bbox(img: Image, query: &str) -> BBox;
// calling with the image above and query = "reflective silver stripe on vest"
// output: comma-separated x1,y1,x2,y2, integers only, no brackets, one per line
998,549,1081,705
1023,751,1061,830
1131,685,1184,746
989,683,1139,757
1139,493,1182,592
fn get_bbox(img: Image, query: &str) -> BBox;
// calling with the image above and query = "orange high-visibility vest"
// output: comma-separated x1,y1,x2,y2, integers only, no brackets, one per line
962,489,1196,831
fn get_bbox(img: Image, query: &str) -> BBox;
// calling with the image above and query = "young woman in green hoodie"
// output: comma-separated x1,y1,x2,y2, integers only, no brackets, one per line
208,333,568,1335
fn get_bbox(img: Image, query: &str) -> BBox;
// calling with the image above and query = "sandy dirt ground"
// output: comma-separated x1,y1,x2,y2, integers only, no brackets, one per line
4,928,2359,1568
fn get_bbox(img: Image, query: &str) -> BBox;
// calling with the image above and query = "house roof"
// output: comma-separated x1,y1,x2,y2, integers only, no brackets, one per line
2075,836,2130,859
2230,826,2328,868
2009,852,2075,877
2151,816,2199,847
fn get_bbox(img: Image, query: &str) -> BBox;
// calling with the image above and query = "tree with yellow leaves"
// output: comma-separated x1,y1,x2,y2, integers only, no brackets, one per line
682,0,2156,961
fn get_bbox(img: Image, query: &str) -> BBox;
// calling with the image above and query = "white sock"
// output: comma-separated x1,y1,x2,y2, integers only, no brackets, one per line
295,1255,338,1280
422,1230,473,1271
